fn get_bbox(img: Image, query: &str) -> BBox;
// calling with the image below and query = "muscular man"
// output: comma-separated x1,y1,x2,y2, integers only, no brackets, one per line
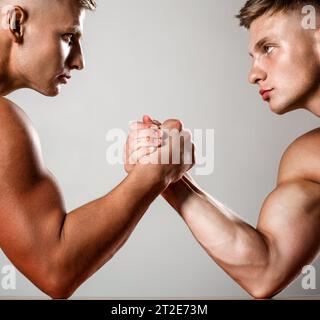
127,0,320,299
0,0,194,298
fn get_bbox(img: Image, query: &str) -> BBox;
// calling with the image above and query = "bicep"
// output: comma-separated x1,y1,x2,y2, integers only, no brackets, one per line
0,172,66,253
0,104,66,280
257,180,320,285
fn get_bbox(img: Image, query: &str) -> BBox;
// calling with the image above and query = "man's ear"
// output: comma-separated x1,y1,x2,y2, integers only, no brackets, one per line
7,6,27,43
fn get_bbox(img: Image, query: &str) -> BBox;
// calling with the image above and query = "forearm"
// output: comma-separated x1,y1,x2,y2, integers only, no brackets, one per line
162,175,271,295
52,166,168,297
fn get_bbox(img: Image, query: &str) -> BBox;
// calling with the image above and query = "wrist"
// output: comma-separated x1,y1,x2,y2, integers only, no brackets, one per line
162,176,194,202
132,163,171,189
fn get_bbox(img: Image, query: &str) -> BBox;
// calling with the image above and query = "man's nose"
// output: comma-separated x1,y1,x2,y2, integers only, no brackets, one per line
248,62,267,84
68,45,85,71
70,54,85,71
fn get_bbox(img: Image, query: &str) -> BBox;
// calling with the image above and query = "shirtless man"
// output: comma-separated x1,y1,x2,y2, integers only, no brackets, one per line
127,0,320,299
0,0,194,299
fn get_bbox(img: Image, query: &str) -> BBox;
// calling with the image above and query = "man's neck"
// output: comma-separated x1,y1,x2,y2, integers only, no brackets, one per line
305,93,320,117
0,36,21,96
0,40,12,96
307,104,320,118
0,75,15,96
296,82,320,117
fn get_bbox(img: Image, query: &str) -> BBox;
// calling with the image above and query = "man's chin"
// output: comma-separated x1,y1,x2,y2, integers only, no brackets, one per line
269,101,297,115
34,85,61,97
270,106,287,115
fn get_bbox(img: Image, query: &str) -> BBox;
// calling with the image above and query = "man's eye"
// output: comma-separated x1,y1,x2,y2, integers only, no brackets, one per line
62,34,74,45
264,45,274,54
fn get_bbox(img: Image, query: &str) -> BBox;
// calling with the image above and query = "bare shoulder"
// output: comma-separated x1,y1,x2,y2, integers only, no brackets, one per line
0,96,44,188
0,96,41,145
0,96,35,134
277,127,320,185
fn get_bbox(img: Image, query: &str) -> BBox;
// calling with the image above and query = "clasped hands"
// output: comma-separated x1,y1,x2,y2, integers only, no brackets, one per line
124,115,195,186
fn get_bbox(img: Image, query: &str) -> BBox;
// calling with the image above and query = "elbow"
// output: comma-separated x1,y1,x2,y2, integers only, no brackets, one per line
236,268,283,299
46,285,75,300
248,287,278,300
43,278,76,300
245,280,282,300
39,252,82,299
41,270,78,300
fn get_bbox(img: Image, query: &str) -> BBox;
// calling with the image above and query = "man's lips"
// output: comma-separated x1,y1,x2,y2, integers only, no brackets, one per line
57,74,71,84
259,89,273,101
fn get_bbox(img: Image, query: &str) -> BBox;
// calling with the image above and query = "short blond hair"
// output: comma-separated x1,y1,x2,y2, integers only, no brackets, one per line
77,0,96,10
236,0,320,28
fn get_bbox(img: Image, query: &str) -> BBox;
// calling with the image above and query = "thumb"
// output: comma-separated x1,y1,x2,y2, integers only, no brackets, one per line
143,115,162,126
162,119,183,131
143,115,154,124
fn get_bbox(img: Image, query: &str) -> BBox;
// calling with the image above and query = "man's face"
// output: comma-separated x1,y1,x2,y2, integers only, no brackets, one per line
11,0,85,96
248,10,320,115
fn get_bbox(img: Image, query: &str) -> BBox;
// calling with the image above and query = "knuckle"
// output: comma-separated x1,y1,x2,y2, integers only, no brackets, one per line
173,119,183,129
170,118,182,125
185,129,192,137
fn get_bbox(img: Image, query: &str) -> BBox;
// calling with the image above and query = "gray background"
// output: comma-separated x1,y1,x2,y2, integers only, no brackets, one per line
1,0,319,298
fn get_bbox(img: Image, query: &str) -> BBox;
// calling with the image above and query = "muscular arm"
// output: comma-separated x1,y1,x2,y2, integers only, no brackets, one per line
162,129,320,299
0,99,169,299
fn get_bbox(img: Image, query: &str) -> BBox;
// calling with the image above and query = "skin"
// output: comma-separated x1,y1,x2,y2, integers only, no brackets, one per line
0,0,195,298
247,9,320,115
0,0,85,96
127,9,320,299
